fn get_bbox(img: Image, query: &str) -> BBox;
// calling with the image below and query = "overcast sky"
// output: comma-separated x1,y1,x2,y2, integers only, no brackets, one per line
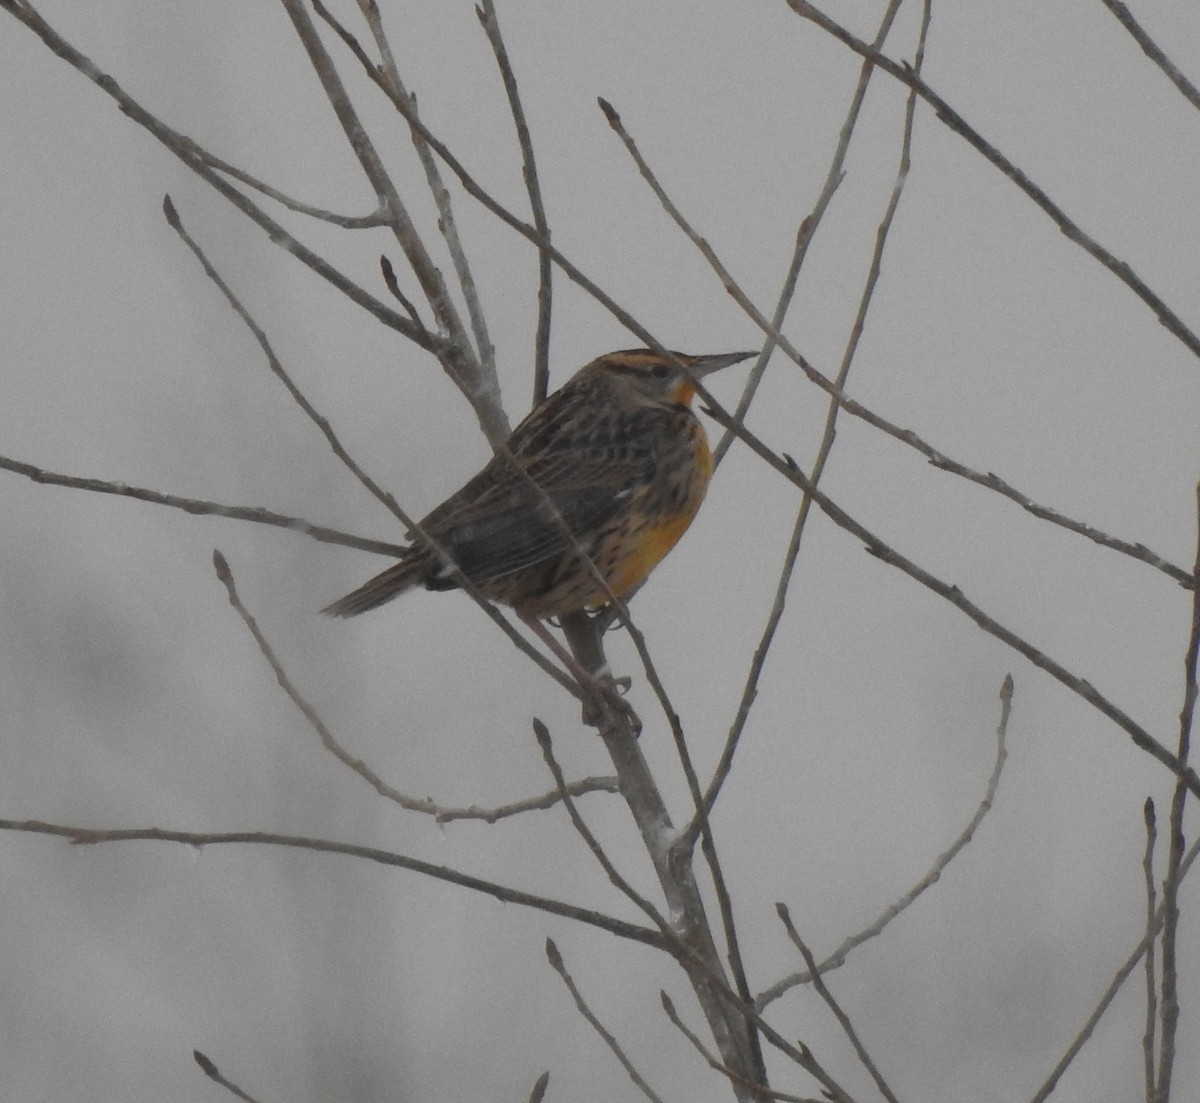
2,3,1200,1101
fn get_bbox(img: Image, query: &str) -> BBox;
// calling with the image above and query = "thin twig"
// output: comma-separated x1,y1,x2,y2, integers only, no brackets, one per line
1100,0,1200,114
712,0,905,467
193,1051,262,1103
379,254,430,333
1141,797,1158,1103
9,0,1190,601
280,0,508,445
786,0,1200,366
351,0,498,382
659,992,824,1103
1029,831,1200,1103
708,407,1200,800
431,777,621,824
694,0,934,840
476,0,554,404
0,452,405,556
526,1071,550,1103
163,195,409,526
311,0,496,382
1153,482,1200,1101
601,92,1192,592
545,939,667,1103
0,818,667,949
760,673,1011,1009
533,720,669,932
776,906,901,1103
218,545,618,819
184,140,387,227
213,548,596,780
0,1,440,352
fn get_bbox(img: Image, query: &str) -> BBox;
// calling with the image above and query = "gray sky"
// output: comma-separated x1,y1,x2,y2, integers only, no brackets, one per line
2,2,1199,1100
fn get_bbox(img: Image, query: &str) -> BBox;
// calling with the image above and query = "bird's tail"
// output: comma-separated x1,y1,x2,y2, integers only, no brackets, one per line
321,557,426,617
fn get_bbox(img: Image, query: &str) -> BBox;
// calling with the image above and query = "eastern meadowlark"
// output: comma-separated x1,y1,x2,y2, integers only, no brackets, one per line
322,348,753,622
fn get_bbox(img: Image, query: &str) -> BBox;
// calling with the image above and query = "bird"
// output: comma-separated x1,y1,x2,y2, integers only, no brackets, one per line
322,348,753,623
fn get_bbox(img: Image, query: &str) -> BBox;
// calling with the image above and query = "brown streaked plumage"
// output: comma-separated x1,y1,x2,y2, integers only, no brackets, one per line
322,348,753,620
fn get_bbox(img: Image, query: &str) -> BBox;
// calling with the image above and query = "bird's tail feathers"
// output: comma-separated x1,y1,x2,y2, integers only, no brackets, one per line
322,558,425,617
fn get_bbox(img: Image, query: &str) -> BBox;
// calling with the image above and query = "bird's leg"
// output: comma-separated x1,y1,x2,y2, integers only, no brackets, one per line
519,613,639,733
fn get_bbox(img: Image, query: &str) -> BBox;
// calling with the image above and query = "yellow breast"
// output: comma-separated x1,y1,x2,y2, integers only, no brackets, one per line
606,428,713,597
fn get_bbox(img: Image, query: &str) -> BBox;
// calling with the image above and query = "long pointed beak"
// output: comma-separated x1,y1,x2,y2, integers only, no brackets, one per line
684,350,757,377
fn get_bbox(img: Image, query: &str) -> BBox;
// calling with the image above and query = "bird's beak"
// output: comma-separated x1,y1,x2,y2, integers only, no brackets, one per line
684,350,757,377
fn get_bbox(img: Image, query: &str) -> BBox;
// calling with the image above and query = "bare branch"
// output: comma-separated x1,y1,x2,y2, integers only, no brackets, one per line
193,1051,262,1103
533,720,669,931
760,673,1012,1009
545,940,667,1103
695,0,934,837
526,1071,550,1103
1153,482,1200,1100
786,0,1200,365
163,195,409,526
277,0,508,445
185,141,387,227
1141,798,1158,1103
712,0,906,467
434,777,622,824
349,0,499,384
476,0,554,404
1,1,439,350
1029,831,1200,1103
776,907,901,1103
0,451,405,557
0,818,668,949
1100,0,1200,114
709,405,1200,799
380,254,431,333
601,88,1192,592
214,545,615,818
659,992,825,1103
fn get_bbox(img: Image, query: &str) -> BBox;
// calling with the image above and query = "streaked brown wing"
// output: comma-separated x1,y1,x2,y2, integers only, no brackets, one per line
419,445,653,584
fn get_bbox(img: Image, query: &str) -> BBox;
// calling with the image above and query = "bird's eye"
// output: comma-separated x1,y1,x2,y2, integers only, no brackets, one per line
650,364,670,380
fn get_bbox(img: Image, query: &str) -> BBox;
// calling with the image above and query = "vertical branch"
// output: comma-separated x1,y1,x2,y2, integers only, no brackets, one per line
1142,797,1158,1103
712,0,906,466
476,0,555,404
1153,481,1200,1101
697,0,933,826
559,609,767,1099
354,0,500,386
279,0,510,446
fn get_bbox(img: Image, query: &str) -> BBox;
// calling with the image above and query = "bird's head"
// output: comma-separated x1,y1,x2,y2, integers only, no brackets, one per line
586,348,755,407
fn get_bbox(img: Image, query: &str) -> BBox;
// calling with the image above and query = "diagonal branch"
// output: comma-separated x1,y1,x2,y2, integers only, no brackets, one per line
600,90,1192,592
545,940,667,1103
759,672,1011,1009
710,405,1200,796
660,992,825,1103
0,452,405,557
162,195,408,526
193,1051,262,1103
476,0,554,404
1,818,667,949
776,906,901,1103
712,0,906,467
692,0,934,840
1100,0,1200,114
215,544,616,819
277,0,507,445
0,0,438,351
786,0,1200,365
1029,829,1200,1103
